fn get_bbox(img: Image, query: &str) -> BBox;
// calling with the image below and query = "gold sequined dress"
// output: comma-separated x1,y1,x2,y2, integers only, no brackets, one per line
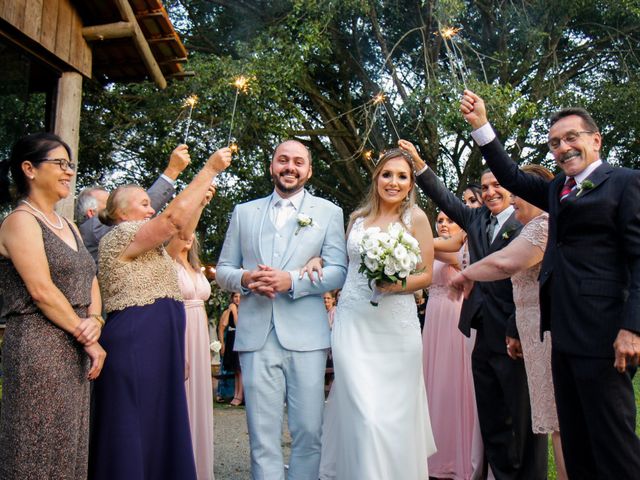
0,215,95,480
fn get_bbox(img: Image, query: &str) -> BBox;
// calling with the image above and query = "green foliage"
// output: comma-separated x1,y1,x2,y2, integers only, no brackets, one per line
21,0,635,258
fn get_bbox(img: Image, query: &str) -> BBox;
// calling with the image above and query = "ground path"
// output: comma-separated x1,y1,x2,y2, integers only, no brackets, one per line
214,404,292,479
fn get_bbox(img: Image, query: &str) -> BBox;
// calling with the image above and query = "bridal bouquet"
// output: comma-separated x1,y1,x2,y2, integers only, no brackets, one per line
358,223,421,306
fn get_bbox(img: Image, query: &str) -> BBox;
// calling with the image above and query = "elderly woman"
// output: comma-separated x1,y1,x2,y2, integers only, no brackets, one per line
89,146,231,480
0,133,106,479
450,164,567,480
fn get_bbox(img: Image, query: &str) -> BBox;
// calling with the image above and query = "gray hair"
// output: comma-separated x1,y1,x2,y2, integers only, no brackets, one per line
76,187,108,223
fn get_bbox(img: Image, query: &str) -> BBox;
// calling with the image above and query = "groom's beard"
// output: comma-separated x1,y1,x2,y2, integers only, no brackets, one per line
272,170,306,194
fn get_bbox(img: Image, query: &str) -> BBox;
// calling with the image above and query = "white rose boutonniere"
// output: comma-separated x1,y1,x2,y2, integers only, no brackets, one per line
295,213,314,235
210,340,222,353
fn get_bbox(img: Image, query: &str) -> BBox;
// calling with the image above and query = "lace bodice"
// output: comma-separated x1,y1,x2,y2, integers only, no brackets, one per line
511,214,548,309
337,213,419,328
98,221,182,313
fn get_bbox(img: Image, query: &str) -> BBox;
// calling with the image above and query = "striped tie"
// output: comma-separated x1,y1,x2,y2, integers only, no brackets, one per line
559,177,576,202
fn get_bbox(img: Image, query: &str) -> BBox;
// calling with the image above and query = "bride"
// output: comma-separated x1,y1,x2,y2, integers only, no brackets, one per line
311,148,436,479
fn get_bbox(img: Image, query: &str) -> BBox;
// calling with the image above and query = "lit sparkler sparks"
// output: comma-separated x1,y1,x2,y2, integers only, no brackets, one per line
363,150,373,161
229,137,239,154
373,92,401,140
435,25,468,88
228,76,251,144
437,26,462,40
182,94,198,144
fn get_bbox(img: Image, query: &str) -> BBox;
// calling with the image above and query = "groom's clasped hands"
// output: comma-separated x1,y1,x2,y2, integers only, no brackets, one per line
242,264,292,298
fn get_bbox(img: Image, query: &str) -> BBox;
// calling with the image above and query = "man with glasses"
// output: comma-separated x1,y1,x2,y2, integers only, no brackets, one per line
460,89,640,479
76,144,190,263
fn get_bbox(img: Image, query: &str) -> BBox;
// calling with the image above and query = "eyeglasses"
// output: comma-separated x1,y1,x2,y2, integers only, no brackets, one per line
547,130,595,151
40,158,76,171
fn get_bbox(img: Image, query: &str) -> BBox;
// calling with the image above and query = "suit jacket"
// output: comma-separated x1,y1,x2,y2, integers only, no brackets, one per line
480,137,640,357
416,168,522,353
80,176,175,263
216,190,348,353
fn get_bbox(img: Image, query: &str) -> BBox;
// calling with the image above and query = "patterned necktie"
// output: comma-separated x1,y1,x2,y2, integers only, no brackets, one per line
487,215,498,243
559,177,576,202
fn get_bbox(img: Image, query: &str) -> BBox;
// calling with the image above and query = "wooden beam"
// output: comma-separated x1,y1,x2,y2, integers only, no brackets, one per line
82,21,135,41
114,0,167,89
168,71,196,78
52,71,82,220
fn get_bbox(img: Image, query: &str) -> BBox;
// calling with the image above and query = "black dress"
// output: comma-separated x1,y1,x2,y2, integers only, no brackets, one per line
222,308,240,372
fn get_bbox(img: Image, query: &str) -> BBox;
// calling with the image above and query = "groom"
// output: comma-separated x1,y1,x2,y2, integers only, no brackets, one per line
216,140,348,479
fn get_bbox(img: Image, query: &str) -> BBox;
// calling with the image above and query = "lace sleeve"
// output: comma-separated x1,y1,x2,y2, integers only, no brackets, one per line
519,214,548,251
98,220,145,271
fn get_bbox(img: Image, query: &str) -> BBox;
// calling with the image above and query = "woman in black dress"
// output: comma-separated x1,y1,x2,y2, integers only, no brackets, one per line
218,292,243,405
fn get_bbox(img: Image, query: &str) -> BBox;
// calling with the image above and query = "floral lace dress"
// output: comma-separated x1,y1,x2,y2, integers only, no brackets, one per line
320,214,436,480
511,213,559,433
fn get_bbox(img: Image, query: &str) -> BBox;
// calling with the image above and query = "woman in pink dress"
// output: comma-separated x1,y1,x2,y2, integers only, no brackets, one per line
424,211,479,479
167,192,215,480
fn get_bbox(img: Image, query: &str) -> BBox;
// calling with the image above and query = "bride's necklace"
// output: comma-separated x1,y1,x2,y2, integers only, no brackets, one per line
20,199,64,230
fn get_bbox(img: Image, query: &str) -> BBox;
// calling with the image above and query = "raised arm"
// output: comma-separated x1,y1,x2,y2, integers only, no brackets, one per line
122,148,231,261
399,139,477,230
460,90,549,211
148,144,192,212
165,185,216,260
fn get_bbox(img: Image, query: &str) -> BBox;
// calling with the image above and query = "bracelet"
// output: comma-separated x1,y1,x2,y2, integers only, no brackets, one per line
90,313,106,328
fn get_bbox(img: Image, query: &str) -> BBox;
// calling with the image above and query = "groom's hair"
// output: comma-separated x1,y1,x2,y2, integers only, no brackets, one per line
272,139,312,164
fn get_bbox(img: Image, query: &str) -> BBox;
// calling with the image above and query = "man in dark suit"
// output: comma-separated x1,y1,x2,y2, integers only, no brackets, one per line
76,144,190,263
399,140,547,479
460,90,640,479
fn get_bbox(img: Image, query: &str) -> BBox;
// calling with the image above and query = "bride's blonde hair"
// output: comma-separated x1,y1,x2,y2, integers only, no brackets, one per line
349,148,417,230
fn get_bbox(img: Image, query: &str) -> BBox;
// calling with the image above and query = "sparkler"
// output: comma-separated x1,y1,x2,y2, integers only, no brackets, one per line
227,75,251,146
363,150,373,161
435,25,469,88
373,92,401,140
182,94,198,144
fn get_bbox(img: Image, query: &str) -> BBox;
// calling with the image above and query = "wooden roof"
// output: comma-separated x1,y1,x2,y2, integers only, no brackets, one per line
74,0,188,85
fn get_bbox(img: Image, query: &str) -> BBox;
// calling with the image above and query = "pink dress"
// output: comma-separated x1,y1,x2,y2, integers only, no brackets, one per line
177,263,215,480
423,258,479,480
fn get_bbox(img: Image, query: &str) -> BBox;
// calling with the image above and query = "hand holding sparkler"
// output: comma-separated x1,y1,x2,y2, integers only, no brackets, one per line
163,144,191,180
206,147,233,176
460,90,488,130
398,139,426,171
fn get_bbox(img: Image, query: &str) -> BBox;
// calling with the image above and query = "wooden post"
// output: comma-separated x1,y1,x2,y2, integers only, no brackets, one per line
52,71,83,220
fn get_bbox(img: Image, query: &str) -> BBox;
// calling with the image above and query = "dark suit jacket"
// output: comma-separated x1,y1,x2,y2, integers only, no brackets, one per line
416,168,523,353
480,137,640,357
79,176,175,263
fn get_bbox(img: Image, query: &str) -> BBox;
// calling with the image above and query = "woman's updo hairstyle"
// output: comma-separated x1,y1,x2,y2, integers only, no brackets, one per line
0,133,72,205
98,184,142,226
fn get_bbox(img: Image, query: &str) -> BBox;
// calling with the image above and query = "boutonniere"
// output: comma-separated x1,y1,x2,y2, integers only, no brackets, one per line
295,213,314,235
502,227,517,240
577,179,595,197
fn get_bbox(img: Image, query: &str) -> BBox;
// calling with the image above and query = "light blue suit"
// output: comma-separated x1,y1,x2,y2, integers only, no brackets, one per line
217,190,347,480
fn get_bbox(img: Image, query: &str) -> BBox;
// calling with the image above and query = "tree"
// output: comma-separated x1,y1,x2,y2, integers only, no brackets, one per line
71,0,640,259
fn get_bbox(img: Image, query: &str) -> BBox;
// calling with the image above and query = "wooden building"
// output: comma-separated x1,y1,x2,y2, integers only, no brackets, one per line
0,0,188,218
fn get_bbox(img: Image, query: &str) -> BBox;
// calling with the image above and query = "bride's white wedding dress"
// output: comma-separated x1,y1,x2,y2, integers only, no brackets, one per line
320,215,436,480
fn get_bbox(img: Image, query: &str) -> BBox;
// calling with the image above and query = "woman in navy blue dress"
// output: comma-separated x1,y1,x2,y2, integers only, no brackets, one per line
89,145,231,480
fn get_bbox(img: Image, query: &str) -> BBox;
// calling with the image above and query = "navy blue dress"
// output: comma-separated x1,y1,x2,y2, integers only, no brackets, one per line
89,221,196,480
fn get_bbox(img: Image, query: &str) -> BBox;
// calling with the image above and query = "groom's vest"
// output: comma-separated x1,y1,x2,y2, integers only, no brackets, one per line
261,210,298,271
